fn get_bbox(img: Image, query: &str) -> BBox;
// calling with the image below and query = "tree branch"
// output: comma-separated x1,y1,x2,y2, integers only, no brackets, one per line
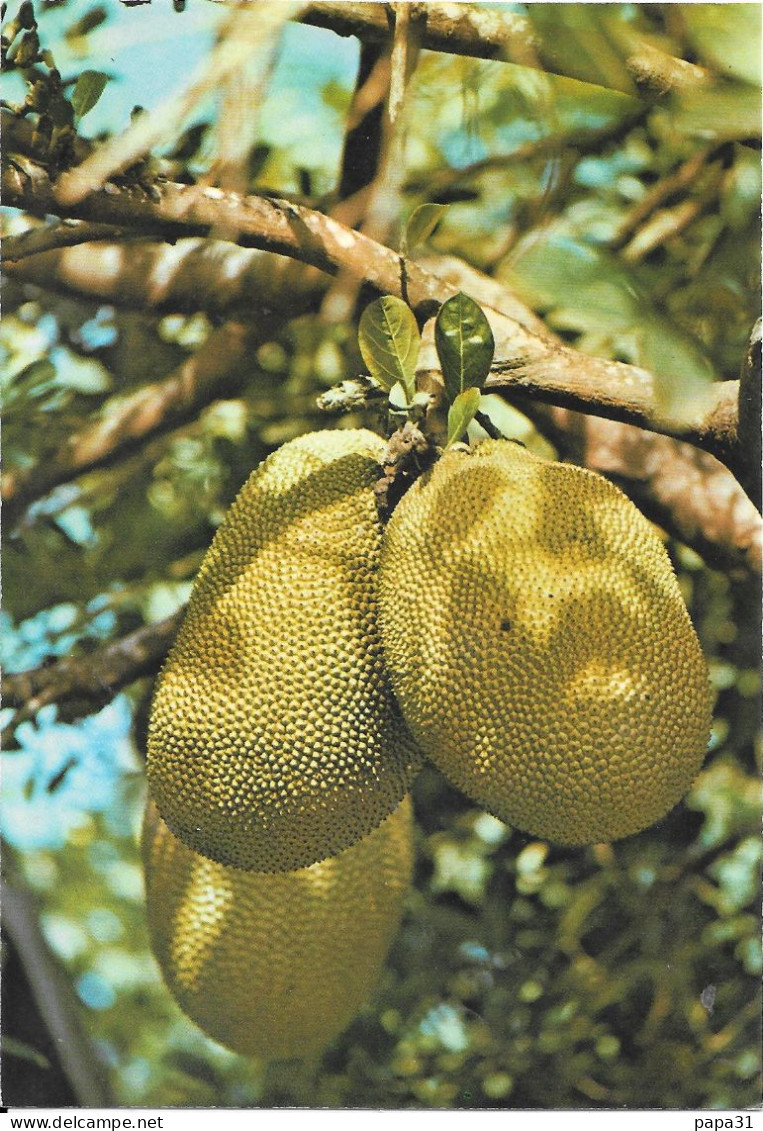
483,351,739,462
3,113,748,494
295,1,704,94
7,242,760,568
2,321,258,527
2,610,184,741
0,874,114,1107
299,1,541,68
3,219,129,262
4,235,325,319
426,254,762,575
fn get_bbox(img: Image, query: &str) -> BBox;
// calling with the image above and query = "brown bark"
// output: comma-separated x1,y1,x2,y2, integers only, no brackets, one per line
2,610,184,739
3,112,746,488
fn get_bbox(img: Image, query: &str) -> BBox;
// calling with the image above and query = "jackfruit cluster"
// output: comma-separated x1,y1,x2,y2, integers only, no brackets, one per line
143,795,413,1061
377,440,713,845
146,429,422,873
143,426,711,1063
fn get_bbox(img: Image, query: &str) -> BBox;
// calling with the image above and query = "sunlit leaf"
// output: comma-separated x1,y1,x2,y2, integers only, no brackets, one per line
358,296,420,399
71,70,110,119
403,203,448,254
681,4,761,86
435,292,495,403
446,387,481,447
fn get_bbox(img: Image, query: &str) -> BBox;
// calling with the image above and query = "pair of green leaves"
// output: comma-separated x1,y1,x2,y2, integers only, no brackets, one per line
358,289,495,447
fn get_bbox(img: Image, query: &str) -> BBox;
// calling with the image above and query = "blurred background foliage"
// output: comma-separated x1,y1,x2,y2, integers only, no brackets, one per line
1,0,760,1111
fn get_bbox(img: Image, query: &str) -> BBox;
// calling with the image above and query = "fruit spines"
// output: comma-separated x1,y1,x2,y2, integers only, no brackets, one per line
377,439,713,845
146,429,422,873
142,794,414,1061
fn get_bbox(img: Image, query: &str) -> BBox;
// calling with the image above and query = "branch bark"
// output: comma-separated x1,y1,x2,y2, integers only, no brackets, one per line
4,235,325,319
300,1,541,68
0,875,114,1107
4,111,748,495
7,233,760,571
3,219,129,261
295,1,705,93
2,611,184,740
2,321,258,526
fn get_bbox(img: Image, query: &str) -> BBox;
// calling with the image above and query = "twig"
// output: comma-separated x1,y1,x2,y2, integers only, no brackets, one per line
621,197,706,263
474,409,503,440
409,108,650,199
1,875,114,1106
54,3,303,206
609,145,716,249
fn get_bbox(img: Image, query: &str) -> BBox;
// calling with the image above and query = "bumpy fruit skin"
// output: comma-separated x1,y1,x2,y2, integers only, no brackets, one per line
378,440,713,845
146,429,421,872
143,795,413,1061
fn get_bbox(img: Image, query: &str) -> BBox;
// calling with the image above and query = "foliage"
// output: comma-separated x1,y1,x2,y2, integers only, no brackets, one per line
1,0,760,1111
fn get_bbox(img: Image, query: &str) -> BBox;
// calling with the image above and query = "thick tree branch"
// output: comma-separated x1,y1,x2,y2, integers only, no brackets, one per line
300,1,540,68
484,352,739,461
7,236,760,570
3,115,747,492
4,235,325,319
295,1,705,94
0,875,114,1106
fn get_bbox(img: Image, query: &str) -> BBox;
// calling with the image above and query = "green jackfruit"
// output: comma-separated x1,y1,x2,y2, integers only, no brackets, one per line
378,440,713,845
143,794,413,1061
146,429,421,872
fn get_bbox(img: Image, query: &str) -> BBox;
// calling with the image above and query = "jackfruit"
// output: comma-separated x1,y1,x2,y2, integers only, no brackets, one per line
146,429,421,872
142,794,413,1061
378,440,713,845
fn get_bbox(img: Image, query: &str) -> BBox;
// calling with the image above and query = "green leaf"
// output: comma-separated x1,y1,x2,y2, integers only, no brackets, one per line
403,203,448,254
681,4,761,86
446,387,481,447
71,70,109,119
358,296,420,400
435,292,495,404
